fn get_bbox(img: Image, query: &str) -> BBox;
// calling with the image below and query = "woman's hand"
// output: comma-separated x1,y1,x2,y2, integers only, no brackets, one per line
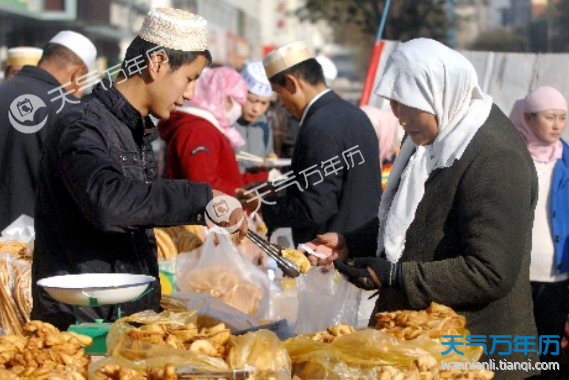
304,232,349,266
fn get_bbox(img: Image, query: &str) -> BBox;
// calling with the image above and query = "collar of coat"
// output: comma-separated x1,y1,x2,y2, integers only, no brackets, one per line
16,65,62,89
92,79,154,137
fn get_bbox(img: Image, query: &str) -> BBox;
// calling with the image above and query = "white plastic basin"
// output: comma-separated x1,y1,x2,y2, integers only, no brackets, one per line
37,273,155,306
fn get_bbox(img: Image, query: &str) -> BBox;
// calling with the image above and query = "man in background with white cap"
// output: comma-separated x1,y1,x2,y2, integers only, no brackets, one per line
3,46,43,80
0,30,97,231
31,8,247,330
235,60,275,172
251,41,382,249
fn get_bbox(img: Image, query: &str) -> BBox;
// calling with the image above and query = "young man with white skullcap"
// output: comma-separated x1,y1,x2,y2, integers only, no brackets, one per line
0,31,97,232
234,61,276,172
31,8,247,329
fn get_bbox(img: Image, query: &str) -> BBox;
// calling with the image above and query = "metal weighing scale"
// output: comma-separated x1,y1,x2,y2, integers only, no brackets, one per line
37,273,155,354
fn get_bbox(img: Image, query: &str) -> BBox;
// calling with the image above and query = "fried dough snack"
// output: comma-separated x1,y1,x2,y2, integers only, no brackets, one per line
256,222,268,234
0,259,24,336
0,239,33,335
183,267,263,317
111,322,231,359
0,321,92,380
154,228,178,261
94,363,177,380
155,227,204,260
281,249,311,273
176,232,203,253
0,240,27,256
307,323,356,343
375,302,467,340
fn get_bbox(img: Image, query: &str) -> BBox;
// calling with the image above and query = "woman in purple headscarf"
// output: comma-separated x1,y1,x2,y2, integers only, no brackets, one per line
510,86,569,377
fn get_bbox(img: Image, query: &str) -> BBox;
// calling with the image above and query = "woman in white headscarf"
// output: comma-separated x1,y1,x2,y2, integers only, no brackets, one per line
307,39,539,379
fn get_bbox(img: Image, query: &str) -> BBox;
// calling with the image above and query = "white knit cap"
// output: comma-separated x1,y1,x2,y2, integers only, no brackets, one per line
263,41,314,79
49,31,97,69
139,8,208,51
316,55,338,82
241,61,273,98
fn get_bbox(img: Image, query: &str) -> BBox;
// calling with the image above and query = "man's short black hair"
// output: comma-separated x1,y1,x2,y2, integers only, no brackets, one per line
39,42,85,70
268,58,325,88
121,36,212,77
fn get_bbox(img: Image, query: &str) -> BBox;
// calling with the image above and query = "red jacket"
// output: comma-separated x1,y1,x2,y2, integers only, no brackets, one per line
158,109,268,195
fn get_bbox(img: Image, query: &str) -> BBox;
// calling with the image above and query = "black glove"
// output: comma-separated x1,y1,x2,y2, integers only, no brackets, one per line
333,257,399,290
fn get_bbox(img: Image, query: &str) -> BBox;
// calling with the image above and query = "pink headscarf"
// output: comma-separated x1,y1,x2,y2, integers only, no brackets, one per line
360,105,400,165
190,67,248,148
510,86,567,163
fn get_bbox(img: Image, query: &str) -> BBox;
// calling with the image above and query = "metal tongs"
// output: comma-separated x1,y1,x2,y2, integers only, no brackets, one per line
247,230,301,278
176,367,250,379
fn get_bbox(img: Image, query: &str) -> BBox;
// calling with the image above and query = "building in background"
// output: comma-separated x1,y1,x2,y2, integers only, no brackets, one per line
454,0,556,50
0,0,334,82
0,0,171,76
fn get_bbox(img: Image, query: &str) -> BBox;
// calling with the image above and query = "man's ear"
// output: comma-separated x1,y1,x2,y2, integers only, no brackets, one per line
148,52,169,79
69,64,86,88
284,74,300,94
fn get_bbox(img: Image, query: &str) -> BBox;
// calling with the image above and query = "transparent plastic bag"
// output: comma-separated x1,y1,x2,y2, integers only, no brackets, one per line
267,279,298,332
294,268,361,334
1,214,34,243
167,291,259,332
176,232,270,320
285,328,483,379
227,329,292,380
90,322,292,380
106,309,197,354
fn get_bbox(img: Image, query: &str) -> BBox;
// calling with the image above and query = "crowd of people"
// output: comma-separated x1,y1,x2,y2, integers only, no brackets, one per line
1,6,568,380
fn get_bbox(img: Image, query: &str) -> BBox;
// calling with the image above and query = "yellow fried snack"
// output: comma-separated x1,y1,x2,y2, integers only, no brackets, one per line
281,248,311,273
256,222,268,234
375,302,467,340
0,321,92,379
154,228,178,260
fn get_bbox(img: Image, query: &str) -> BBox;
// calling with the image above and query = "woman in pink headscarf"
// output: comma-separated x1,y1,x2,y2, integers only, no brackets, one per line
158,67,269,195
510,86,569,376
360,105,400,190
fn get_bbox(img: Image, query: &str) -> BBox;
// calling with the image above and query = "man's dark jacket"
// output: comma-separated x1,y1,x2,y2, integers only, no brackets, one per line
262,91,382,246
31,80,212,330
347,105,540,380
0,66,73,231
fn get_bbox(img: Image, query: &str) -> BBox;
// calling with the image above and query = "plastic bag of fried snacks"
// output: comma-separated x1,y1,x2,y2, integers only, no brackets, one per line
177,232,271,320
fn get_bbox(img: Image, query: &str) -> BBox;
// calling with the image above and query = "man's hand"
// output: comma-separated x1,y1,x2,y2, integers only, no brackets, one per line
333,257,395,290
210,189,248,240
304,232,349,266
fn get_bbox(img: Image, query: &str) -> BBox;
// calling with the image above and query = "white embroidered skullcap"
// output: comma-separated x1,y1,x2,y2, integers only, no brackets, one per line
49,31,97,69
241,61,273,97
263,41,314,79
7,47,43,67
139,8,208,52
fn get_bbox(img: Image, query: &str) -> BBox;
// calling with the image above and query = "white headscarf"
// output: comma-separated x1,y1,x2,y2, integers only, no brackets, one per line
375,38,493,263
